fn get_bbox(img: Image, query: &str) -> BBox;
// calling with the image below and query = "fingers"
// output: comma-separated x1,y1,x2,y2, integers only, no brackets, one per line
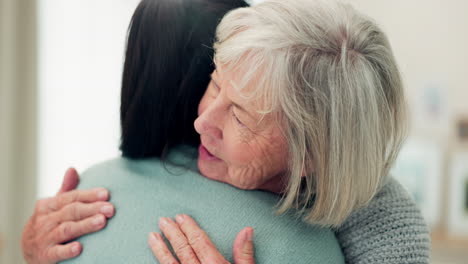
233,227,255,264
58,168,80,194
52,214,107,243
45,241,82,263
22,169,112,264
158,217,200,264
148,232,180,264
151,215,231,264
174,215,226,263
52,201,114,223
50,188,110,212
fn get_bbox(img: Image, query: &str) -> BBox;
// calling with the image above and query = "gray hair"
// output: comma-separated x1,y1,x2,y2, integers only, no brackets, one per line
214,0,407,227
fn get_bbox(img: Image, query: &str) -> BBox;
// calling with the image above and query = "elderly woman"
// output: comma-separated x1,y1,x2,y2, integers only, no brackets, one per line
197,0,407,226
154,0,429,262
22,0,430,263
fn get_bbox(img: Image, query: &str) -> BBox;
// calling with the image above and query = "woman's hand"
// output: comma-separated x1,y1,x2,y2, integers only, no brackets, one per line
148,214,255,264
21,168,115,264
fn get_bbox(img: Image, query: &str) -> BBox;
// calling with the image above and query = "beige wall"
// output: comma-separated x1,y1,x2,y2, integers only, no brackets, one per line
0,0,38,263
352,0,468,138
352,0,468,234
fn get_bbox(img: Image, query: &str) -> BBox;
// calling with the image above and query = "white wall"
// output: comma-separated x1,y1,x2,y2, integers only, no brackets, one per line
38,0,140,197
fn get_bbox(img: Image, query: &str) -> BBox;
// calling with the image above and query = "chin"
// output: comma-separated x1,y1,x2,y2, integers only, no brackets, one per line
197,158,227,182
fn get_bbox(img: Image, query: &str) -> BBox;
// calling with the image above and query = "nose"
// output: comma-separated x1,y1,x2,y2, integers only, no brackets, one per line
194,105,223,141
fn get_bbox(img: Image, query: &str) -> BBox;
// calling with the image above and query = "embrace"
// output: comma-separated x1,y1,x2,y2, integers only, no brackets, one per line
22,0,430,263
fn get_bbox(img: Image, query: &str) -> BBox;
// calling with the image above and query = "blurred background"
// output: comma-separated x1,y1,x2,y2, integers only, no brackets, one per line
1,0,467,263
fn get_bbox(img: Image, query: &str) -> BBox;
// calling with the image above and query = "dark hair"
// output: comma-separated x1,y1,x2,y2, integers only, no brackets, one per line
120,0,249,158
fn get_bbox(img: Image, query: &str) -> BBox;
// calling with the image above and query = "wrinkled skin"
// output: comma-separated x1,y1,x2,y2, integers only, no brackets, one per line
149,214,255,264
21,169,114,264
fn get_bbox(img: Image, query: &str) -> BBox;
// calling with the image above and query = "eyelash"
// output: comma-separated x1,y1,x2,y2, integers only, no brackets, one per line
232,108,246,127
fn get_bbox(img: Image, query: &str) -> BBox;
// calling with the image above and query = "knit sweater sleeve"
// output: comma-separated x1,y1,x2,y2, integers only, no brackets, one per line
334,177,431,264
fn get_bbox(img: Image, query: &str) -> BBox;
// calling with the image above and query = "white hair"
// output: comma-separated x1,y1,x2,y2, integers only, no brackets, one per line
214,0,407,227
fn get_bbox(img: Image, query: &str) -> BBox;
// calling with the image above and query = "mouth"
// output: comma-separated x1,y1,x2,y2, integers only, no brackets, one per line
198,144,222,161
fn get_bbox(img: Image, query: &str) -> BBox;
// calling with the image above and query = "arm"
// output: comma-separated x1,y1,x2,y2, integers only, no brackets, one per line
334,177,430,264
21,169,115,264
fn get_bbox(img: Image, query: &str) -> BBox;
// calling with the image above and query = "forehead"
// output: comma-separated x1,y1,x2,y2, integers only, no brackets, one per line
213,64,280,127
213,63,266,101
214,69,259,113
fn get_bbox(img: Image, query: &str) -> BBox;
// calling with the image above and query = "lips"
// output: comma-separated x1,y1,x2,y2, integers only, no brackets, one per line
198,144,221,161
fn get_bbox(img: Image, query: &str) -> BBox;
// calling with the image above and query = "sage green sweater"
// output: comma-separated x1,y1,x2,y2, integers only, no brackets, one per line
61,147,344,264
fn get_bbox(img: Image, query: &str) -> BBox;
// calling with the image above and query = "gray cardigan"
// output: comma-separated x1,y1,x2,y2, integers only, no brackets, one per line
335,177,431,263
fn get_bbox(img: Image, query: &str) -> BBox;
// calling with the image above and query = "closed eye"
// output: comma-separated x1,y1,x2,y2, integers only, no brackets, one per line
232,107,246,127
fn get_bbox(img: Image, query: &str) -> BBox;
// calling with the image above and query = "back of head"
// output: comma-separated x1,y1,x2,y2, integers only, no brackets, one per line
214,0,407,226
120,0,249,159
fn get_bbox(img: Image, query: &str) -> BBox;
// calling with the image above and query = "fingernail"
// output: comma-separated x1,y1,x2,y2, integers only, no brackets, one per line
71,244,80,254
159,217,168,227
246,228,254,242
175,214,185,224
155,232,162,240
93,215,104,226
148,232,158,246
97,190,108,200
100,205,113,215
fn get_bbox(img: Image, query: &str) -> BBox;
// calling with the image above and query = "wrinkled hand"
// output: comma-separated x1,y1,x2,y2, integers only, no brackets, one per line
148,214,255,264
21,168,115,264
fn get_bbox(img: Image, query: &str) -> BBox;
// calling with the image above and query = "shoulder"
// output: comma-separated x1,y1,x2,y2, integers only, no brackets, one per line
81,157,128,174
335,177,431,264
79,145,198,180
77,156,166,189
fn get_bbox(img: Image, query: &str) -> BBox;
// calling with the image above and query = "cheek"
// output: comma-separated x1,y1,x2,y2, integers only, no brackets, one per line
221,123,256,164
222,124,286,167
224,131,288,190
249,129,288,171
